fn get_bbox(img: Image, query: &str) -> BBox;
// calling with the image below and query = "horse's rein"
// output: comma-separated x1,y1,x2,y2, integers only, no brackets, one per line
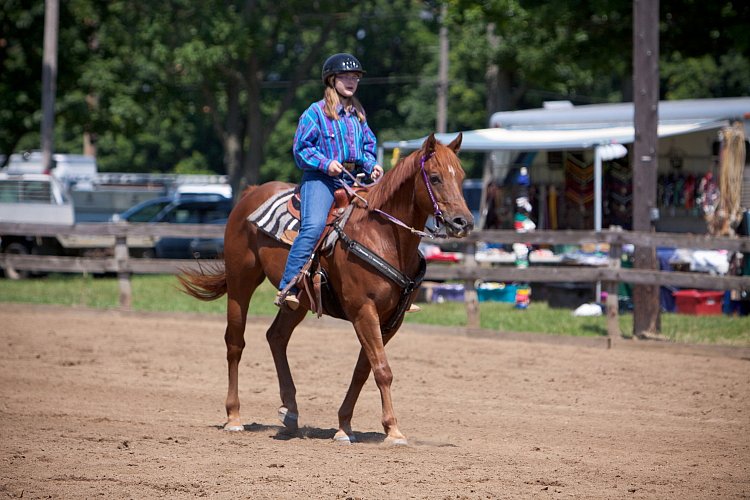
339,155,447,240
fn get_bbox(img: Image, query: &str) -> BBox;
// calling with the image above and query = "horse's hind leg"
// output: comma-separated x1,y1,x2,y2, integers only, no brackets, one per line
266,307,307,432
223,262,264,431
334,348,370,443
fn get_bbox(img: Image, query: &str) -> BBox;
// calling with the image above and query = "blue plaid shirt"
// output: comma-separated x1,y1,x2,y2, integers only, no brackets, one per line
293,100,378,175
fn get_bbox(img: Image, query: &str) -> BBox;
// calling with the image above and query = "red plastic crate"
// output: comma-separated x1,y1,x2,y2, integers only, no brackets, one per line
672,290,724,315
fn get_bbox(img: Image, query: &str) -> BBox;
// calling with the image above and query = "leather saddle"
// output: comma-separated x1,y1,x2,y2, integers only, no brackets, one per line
286,186,356,224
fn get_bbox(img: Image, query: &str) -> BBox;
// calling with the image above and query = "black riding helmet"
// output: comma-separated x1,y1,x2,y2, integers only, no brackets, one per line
321,53,365,85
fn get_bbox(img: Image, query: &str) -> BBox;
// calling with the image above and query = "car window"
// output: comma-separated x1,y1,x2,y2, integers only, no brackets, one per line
166,206,201,223
203,206,231,222
125,201,170,222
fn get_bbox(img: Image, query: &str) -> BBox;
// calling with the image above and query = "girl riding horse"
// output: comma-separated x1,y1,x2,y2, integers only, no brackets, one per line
277,53,384,310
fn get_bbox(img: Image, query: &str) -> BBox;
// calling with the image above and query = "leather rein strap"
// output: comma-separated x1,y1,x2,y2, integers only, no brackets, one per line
333,221,426,333
339,154,447,240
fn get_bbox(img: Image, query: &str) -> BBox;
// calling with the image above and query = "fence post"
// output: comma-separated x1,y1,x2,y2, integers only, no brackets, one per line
114,234,132,309
464,242,480,328
605,229,623,344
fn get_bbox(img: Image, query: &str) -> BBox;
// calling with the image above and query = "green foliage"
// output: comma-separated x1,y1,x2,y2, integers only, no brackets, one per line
174,152,213,175
2,0,748,179
663,51,750,99
0,1,46,161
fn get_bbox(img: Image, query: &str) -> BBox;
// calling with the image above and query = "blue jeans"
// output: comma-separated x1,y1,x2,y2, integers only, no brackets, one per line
279,171,339,291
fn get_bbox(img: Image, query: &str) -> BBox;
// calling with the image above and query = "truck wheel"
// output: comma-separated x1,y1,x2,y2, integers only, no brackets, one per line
3,242,30,280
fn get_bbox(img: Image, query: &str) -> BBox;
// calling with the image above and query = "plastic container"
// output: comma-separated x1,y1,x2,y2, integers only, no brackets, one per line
431,284,465,303
477,282,517,303
672,289,723,315
514,287,531,309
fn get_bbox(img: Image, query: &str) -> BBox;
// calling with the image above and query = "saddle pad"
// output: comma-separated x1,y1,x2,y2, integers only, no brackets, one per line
247,188,299,245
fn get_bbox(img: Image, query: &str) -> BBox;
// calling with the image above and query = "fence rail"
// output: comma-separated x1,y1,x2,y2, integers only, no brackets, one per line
2,222,749,340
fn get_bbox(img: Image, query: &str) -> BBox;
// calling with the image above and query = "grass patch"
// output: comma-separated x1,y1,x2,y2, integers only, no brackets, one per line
1,274,748,346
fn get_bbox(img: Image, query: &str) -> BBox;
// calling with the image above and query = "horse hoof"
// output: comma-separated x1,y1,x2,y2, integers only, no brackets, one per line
384,436,409,446
333,430,356,444
278,407,299,431
224,423,244,432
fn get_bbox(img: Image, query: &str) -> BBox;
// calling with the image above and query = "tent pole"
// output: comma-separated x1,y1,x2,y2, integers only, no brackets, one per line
594,146,602,233
594,146,602,304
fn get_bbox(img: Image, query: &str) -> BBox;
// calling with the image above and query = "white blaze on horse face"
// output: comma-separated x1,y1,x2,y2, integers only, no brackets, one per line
448,165,456,177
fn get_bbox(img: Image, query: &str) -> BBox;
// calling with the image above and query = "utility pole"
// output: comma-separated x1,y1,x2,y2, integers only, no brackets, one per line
436,2,448,133
41,0,59,173
632,0,660,337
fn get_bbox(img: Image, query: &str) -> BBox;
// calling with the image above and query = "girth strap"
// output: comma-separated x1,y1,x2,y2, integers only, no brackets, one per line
333,221,426,333
333,223,416,291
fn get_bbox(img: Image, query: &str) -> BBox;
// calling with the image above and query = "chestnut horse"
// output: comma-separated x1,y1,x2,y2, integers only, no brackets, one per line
178,133,472,445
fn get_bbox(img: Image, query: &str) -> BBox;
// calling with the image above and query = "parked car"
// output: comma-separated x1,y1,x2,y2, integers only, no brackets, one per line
156,217,227,259
112,194,232,258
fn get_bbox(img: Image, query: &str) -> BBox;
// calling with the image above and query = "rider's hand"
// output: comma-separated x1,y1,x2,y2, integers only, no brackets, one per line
371,164,384,180
327,160,344,177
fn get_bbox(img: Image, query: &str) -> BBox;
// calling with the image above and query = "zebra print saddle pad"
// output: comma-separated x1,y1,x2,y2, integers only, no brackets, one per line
247,188,352,249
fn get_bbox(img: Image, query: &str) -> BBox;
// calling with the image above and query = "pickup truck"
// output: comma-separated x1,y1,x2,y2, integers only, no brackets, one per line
0,172,152,261
0,173,77,277
0,172,75,250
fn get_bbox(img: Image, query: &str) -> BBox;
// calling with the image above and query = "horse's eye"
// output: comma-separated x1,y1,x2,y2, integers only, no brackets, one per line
430,174,441,185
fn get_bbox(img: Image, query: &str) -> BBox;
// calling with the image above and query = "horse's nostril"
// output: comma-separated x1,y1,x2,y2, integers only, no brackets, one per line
452,217,468,228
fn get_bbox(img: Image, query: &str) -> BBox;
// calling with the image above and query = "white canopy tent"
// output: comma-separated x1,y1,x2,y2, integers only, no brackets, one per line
380,120,728,153
379,97,750,231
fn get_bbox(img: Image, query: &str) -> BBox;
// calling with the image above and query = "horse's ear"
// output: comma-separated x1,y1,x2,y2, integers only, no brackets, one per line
423,133,437,155
447,132,462,153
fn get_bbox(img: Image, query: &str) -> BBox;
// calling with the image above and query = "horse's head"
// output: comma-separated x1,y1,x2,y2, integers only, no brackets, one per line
416,133,474,238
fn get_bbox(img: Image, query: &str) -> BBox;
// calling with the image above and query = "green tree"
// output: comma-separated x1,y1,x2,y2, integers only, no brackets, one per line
168,1,353,195
660,0,750,98
4,0,747,185
0,2,47,164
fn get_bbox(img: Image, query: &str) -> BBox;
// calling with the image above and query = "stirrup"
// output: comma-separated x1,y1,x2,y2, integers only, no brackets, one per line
274,290,300,310
406,303,421,313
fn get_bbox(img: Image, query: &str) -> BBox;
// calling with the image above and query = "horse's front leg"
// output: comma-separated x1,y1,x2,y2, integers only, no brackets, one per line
350,307,407,445
266,307,307,432
335,329,398,444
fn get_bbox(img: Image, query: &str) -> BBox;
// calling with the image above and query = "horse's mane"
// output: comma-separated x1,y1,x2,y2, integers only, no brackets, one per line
367,153,420,209
349,141,457,225
376,143,457,202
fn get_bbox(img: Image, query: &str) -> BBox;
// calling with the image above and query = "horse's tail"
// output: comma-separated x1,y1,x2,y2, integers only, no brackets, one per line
177,262,227,301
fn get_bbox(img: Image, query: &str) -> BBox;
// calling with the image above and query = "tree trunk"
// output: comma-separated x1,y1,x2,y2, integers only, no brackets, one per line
83,94,98,157
485,23,501,115
223,79,243,201
243,55,263,187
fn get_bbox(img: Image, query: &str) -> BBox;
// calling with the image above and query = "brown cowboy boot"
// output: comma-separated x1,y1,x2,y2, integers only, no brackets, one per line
274,290,300,310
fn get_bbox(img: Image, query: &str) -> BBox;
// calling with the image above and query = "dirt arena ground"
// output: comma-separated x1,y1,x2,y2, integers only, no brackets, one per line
1,303,748,499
